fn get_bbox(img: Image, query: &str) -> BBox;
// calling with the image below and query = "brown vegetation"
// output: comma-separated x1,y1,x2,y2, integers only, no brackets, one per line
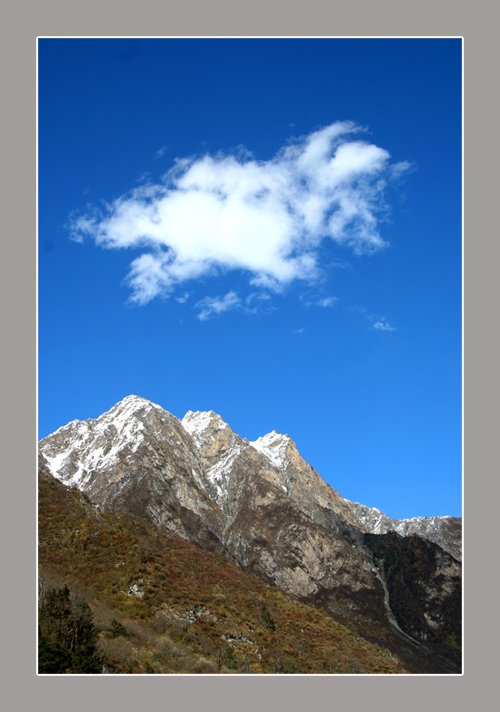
38,472,406,674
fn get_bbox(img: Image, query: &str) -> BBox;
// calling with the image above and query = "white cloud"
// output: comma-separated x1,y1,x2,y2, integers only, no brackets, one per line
317,296,338,308
175,291,191,304
69,122,409,305
154,145,168,159
350,306,396,332
194,290,275,320
372,320,396,331
244,291,274,315
299,293,338,308
195,291,241,320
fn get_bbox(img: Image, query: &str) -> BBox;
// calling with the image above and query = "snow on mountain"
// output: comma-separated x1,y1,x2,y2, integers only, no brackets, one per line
182,410,228,442
40,395,158,489
345,501,394,535
250,431,292,471
181,411,240,466
180,410,250,508
346,501,462,560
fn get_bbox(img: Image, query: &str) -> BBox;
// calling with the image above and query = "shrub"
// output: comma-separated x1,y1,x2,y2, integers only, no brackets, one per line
261,606,276,631
109,619,129,638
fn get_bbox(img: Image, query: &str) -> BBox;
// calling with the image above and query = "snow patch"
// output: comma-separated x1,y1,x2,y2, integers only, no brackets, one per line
206,445,241,484
44,451,69,474
182,410,228,437
250,431,291,470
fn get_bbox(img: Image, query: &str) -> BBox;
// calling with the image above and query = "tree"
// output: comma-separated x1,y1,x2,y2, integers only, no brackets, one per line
38,585,100,674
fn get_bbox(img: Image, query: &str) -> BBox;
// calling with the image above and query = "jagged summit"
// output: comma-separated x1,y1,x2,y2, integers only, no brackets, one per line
45,395,157,438
250,430,294,471
118,394,153,405
182,410,229,440
115,393,161,407
181,409,240,458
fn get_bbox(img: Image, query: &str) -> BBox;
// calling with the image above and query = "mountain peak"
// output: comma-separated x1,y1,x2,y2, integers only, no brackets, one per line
112,394,162,412
250,430,294,471
182,410,229,440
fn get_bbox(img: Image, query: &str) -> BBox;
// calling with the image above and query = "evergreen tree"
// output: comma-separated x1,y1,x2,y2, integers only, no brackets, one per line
38,585,100,674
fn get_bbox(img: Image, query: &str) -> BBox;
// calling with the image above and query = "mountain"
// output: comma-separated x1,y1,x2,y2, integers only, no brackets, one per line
38,395,462,672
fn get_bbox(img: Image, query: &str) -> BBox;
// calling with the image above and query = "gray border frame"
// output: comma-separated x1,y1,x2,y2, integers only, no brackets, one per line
5,0,489,708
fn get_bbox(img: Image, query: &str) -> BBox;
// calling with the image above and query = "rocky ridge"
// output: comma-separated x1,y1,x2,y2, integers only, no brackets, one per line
346,502,462,561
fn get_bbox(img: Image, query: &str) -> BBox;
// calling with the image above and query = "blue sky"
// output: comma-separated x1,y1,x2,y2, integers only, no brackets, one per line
38,38,462,519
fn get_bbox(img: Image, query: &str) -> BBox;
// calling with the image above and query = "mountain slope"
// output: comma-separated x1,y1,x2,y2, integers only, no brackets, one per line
39,471,407,674
39,395,462,672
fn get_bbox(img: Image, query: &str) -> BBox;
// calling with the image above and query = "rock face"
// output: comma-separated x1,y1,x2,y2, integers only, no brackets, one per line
363,531,462,670
39,395,461,666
